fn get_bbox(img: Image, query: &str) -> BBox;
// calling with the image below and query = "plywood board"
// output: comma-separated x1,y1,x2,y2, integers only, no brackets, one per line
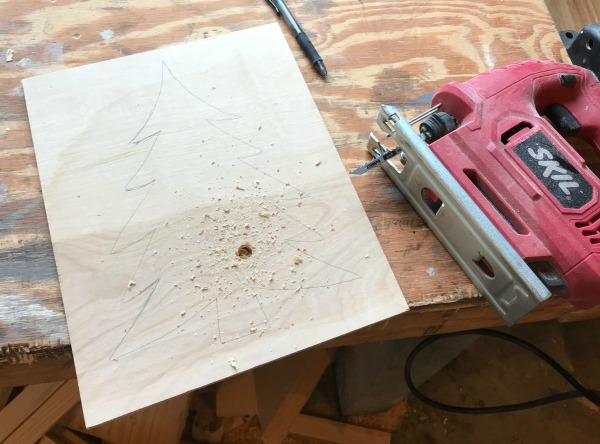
22,23,408,426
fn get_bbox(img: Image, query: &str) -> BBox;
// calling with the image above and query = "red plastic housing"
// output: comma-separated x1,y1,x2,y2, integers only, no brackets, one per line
429,60,600,308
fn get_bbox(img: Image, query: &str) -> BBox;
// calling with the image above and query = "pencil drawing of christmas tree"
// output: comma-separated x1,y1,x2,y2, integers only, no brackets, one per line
109,62,361,360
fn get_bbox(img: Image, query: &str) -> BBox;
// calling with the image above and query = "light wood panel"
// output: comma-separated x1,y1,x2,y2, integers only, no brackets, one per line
22,23,407,426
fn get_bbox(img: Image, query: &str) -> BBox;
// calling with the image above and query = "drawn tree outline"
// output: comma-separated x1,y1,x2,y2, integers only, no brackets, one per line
109,61,361,360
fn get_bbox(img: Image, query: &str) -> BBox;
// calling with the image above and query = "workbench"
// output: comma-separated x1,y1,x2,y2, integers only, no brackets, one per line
2,0,600,390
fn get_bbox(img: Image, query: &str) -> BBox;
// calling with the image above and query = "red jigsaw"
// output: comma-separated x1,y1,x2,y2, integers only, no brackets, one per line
429,60,600,308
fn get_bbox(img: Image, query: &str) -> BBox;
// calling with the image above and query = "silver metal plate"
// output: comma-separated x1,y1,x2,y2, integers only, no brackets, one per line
369,105,551,325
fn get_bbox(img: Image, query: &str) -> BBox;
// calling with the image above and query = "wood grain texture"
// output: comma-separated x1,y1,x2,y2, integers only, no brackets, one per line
1,0,585,363
23,23,406,425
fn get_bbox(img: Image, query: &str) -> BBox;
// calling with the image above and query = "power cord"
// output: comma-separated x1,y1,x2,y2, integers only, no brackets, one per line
404,328,600,414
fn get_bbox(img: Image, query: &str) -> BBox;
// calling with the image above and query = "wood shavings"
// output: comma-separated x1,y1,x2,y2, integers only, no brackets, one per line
235,185,245,191
5,49,14,62
228,357,237,369
195,261,202,267
16,58,31,68
294,255,303,265
314,159,321,166
127,279,136,289
259,211,270,218
180,310,186,316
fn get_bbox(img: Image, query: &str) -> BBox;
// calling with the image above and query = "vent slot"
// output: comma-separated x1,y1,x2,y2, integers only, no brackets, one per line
574,208,600,245
501,122,532,145
464,169,525,234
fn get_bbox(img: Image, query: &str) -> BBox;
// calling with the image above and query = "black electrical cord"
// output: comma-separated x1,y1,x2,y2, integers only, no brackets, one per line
404,328,600,414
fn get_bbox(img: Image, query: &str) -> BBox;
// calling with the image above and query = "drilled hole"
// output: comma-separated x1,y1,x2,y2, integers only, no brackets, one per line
565,31,574,39
236,242,253,258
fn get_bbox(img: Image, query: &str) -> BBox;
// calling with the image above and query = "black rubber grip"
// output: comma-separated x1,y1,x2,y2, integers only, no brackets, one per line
296,32,322,65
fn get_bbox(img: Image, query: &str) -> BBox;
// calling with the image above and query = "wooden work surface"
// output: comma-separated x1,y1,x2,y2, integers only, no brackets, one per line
2,0,599,379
